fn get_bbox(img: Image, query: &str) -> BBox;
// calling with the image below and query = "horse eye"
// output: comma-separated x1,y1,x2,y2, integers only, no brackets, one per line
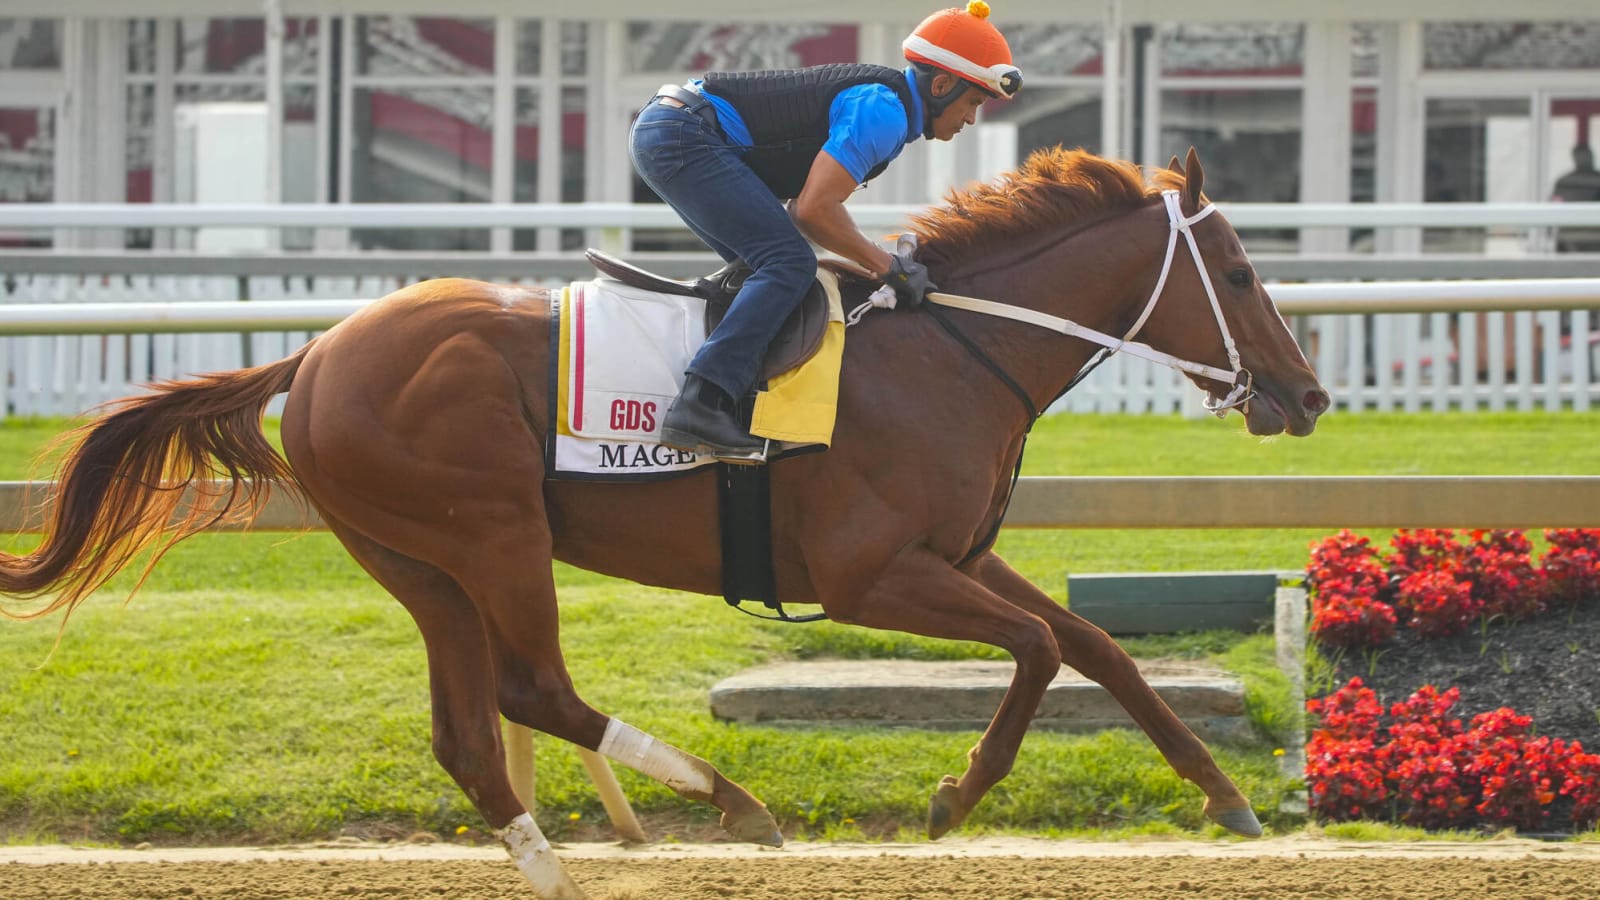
1226,268,1252,288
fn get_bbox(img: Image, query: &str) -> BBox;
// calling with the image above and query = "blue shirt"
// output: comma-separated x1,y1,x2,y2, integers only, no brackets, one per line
693,67,924,185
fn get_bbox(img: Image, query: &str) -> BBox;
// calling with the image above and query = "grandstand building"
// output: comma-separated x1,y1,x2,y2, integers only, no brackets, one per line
1,3,1597,256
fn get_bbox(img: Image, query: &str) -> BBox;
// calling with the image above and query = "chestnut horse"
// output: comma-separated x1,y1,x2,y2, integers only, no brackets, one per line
1,148,1326,898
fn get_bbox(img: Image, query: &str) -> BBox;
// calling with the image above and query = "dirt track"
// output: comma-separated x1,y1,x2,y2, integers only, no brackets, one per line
5,836,1600,898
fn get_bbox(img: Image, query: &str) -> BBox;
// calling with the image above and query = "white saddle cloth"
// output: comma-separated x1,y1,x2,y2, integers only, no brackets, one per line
566,278,705,443
551,273,843,480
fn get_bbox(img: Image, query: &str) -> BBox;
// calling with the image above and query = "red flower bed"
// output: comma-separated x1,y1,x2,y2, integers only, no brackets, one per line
1542,529,1600,608
1307,528,1599,647
1303,528,1600,832
1393,569,1478,638
1384,528,1466,585
1306,530,1394,648
1307,678,1597,831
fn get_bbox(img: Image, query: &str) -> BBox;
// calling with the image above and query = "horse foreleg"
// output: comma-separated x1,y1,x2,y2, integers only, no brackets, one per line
825,547,1061,838
967,553,1262,837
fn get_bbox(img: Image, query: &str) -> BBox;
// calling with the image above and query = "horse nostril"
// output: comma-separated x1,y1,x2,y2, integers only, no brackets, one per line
1303,389,1330,414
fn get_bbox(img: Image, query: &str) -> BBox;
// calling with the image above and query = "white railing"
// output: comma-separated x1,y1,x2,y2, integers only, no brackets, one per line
2,275,1597,420
2,201,1597,419
3,278,1596,335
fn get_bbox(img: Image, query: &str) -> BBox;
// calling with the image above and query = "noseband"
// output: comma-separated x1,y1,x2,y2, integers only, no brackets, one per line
1123,190,1254,416
856,189,1256,419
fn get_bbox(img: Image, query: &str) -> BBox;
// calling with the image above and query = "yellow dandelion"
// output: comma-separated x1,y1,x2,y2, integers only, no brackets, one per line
1273,748,1286,757
568,812,581,821
455,825,469,835
67,749,79,757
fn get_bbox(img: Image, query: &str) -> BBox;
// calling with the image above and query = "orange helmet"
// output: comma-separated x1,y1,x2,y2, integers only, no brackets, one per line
903,2,1022,98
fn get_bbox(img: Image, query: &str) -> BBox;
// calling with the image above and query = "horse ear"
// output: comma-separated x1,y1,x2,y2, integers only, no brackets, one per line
1167,155,1183,174
1181,146,1205,212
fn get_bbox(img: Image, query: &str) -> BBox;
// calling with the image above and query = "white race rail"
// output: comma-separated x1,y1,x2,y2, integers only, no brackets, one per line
1,277,1595,420
2,196,1596,418
3,202,1600,230
0,279,1596,335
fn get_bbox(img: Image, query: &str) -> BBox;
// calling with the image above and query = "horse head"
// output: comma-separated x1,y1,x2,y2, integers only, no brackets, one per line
1137,147,1330,436
907,146,1328,437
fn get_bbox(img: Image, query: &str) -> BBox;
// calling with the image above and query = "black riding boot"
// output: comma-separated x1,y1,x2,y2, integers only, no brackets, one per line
659,374,764,457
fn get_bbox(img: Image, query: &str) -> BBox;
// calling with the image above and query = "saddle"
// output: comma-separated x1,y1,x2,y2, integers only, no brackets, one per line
584,249,831,383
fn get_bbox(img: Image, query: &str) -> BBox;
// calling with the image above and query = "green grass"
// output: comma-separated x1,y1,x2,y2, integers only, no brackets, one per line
1,411,1598,847
1311,822,1507,843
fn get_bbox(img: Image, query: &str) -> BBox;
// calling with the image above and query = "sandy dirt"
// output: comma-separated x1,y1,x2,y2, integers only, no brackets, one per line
5,835,1600,898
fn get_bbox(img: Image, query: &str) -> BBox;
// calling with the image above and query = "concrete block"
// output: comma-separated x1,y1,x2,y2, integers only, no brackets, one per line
710,659,1250,743
1065,571,1279,635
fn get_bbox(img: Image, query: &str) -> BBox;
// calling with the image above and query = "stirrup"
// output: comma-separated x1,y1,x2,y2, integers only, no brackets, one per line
658,425,769,464
710,441,770,465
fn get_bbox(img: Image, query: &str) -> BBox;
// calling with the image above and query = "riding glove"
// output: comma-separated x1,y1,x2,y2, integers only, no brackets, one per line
882,251,937,310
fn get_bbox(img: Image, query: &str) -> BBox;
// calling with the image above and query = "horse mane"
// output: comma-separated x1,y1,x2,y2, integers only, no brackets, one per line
907,147,1188,267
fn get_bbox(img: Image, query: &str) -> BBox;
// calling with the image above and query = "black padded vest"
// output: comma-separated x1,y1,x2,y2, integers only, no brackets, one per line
700,63,917,200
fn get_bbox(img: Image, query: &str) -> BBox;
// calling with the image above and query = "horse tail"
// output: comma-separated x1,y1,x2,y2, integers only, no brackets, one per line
0,342,314,625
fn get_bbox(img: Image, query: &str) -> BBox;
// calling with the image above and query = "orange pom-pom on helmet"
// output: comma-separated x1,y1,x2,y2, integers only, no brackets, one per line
903,1,1023,99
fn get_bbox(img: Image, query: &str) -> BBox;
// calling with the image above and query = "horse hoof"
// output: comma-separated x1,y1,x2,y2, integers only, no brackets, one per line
926,776,965,840
1206,804,1263,838
721,807,783,847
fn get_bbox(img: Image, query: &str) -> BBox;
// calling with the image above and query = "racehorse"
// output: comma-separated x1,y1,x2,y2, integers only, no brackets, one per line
0,147,1327,899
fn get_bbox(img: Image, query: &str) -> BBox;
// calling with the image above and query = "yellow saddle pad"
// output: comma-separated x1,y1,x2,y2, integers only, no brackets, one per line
750,270,845,446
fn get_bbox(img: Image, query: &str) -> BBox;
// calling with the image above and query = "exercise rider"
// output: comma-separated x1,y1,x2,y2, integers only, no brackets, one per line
628,1,1023,458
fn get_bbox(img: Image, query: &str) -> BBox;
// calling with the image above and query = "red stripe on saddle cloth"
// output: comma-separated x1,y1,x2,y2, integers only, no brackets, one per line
573,286,587,431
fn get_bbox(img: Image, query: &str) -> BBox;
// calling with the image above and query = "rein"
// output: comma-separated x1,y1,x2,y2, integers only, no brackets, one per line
920,190,1255,417
925,303,1035,569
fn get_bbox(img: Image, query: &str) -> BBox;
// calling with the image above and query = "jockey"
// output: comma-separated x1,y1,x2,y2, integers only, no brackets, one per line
631,1,1022,458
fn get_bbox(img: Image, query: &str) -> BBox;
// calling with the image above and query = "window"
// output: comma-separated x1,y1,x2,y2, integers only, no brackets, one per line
348,17,494,250
1425,22,1600,71
1160,24,1304,252
1162,23,1303,77
513,21,590,252
1423,96,1532,254
624,22,855,74
124,17,321,249
0,18,61,70
988,24,1103,161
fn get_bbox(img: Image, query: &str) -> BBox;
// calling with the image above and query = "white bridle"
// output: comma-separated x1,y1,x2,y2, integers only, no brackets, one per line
854,189,1255,417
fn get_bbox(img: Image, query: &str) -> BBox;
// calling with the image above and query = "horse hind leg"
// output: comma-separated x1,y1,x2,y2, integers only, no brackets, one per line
499,674,781,846
318,515,588,900
289,344,777,854
591,717,781,847
466,539,783,848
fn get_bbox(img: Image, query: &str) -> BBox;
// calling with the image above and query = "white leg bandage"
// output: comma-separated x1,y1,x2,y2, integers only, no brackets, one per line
598,718,714,797
495,812,588,900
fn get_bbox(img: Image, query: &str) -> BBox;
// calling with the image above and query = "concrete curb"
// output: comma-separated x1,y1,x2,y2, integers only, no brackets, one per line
710,658,1251,743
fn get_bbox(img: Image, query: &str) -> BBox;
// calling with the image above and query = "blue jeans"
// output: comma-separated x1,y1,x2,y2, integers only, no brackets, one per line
629,98,817,401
